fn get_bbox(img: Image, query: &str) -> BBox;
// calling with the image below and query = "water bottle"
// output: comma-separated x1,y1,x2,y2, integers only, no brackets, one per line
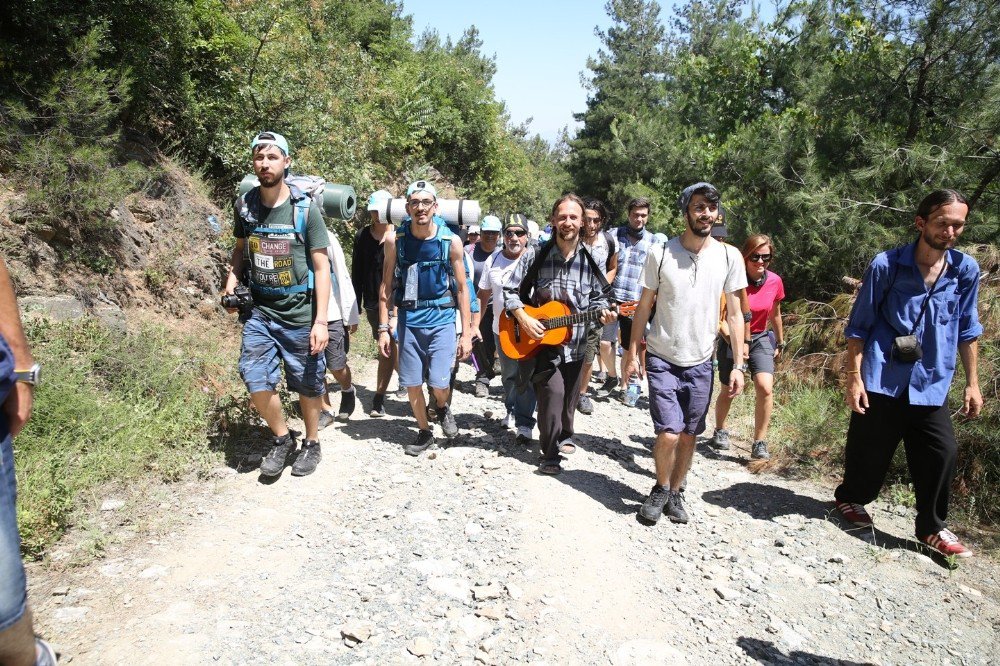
206,214,220,235
624,375,641,407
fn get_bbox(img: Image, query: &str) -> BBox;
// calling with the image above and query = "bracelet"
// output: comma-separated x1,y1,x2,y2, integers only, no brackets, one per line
378,323,391,332
844,370,861,375
314,320,328,326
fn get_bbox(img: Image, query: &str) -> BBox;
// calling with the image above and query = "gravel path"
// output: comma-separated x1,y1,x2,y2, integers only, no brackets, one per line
27,359,999,665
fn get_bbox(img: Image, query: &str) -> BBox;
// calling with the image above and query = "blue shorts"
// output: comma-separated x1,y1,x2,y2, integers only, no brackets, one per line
646,354,714,436
239,311,327,398
0,336,27,631
397,324,456,390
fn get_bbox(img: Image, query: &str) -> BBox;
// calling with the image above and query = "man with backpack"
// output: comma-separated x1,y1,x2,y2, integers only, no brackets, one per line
466,215,501,397
835,189,983,558
377,180,473,456
222,131,332,478
576,198,619,415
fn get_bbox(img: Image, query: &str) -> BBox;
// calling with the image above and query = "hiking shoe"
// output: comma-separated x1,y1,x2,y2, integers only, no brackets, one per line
438,404,458,438
35,638,57,666
920,529,973,559
666,490,689,523
501,411,514,430
592,370,607,384
709,428,731,451
317,410,336,431
404,429,436,456
337,390,356,421
259,433,296,476
751,440,770,460
834,501,874,528
474,381,489,398
638,485,670,524
515,434,531,447
369,393,386,417
291,440,322,476
394,385,408,399
596,376,619,397
577,394,594,415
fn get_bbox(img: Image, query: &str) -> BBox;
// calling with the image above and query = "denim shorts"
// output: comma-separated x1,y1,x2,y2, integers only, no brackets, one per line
239,311,327,397
646,353,714,436
718,332,775,381
397,324,456,389
0,336,27,631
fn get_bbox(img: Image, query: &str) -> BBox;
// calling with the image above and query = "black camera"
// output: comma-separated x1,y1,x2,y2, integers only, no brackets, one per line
892,334,922,363
221,284,254,315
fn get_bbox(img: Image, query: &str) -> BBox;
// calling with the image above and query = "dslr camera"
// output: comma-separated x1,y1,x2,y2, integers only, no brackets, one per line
221,284,254,316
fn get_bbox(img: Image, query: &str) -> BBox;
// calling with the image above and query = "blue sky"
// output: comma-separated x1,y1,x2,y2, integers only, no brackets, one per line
401,0,613,144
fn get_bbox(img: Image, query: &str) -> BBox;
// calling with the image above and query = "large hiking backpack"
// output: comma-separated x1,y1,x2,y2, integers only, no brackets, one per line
393,219,457,310
238,173,357,220
236,184,316,297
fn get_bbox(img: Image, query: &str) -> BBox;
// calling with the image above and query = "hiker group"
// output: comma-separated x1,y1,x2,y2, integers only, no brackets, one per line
218,132,984,560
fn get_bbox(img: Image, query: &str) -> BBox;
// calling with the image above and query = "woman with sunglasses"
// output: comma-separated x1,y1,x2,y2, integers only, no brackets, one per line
710,234,785,460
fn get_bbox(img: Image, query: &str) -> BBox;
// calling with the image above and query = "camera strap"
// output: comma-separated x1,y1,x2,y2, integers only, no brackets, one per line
908,257,948,336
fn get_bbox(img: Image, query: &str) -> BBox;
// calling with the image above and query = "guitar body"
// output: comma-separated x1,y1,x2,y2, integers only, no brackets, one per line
498,301,572,360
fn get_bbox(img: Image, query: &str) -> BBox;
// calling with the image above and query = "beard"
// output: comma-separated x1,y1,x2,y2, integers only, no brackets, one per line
558,226,579,243
922,230,955,251
688,216,712,237
258,171,283,188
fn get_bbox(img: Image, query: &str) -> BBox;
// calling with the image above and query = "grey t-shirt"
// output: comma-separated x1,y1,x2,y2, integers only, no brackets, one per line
642,236,747,366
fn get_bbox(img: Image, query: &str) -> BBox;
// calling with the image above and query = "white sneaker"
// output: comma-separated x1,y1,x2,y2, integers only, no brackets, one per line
501,412,514,430
516,425,533,439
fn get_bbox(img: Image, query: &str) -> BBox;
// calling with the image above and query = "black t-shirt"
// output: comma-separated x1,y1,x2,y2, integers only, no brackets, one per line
351,225,392,311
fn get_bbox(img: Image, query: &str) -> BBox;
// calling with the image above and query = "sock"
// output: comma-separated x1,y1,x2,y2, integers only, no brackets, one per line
342,385,355,394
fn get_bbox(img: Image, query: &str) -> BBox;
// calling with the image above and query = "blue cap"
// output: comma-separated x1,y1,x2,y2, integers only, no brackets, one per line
367,189,392,211
251,131,290,156
481,215,502,232
405,180,437,199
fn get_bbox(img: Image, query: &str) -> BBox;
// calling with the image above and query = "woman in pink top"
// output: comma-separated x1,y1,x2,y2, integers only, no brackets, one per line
710,234,785,460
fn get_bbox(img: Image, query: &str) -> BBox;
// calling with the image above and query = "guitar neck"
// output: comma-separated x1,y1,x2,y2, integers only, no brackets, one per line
542,308,605,331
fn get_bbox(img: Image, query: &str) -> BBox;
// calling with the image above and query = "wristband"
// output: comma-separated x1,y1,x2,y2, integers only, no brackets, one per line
378,323,391,332
314,320,328,326
735,364,748,373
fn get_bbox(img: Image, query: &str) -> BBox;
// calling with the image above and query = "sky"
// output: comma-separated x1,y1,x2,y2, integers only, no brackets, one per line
401,0,613,144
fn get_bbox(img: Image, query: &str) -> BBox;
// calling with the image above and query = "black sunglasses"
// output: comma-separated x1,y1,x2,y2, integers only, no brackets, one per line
748,253,772,263
504,229,527,237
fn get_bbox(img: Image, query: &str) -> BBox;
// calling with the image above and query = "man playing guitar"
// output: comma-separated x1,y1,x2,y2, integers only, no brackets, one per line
502,194,618,475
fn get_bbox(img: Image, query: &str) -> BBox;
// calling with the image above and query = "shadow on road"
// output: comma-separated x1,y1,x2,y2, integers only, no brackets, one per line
552,468,646,515
737,636,875,665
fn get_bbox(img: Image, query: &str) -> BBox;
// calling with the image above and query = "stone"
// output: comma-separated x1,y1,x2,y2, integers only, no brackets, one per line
139,565,168,579
53,607,90,622
458,615,491,641
18,296,87,323
714,586,740,601
410,558,459,576
340,623,371,644
408,637,434,657
427,577,470,601
100,499,125,512
505,583,524,600
473,584,502,601
614,639,687,666
475,606,502,620
829,553,850,564
958,584,982,598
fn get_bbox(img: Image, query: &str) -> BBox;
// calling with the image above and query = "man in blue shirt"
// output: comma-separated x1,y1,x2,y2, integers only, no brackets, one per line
835,189,984,558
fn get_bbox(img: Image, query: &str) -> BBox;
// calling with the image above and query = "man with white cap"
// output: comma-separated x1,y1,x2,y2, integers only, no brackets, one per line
378,180,473,455
223,131,332,478
467,214,501,396
465,225,481,248
352,188,399,417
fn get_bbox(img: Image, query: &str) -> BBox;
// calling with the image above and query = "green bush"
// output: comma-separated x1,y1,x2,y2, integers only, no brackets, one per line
14,318,242,557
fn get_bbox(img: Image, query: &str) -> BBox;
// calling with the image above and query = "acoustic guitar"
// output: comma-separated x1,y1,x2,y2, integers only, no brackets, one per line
498,300,639,360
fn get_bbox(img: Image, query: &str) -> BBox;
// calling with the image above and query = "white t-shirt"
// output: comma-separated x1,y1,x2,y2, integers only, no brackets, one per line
479,251,522,335
642,236,747,366
581,231,618,277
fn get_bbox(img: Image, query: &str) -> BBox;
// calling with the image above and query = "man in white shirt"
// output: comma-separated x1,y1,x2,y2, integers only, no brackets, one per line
623,182,747,525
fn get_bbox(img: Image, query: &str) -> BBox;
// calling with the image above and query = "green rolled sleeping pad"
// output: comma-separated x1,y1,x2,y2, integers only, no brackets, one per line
238,174,357,220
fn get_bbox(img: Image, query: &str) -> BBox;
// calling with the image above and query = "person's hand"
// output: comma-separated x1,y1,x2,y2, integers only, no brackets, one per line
773,345,781,359
516,312,545,340
962,385,983,418
310,322,329,355
599,308,617,325
727,369,745,398
2,383,33,437
377,330,392,358
347,323,358,334
457,333,472,361
844,374,868,414
470,330,483,344
621,352,643,382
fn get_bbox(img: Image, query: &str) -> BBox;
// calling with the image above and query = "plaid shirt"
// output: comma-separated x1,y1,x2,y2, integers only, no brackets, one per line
611,226,654,302
504,242,611,362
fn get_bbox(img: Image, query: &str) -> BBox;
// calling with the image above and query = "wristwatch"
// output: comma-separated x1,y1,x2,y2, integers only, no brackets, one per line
734,363,749,373
14,363,41,386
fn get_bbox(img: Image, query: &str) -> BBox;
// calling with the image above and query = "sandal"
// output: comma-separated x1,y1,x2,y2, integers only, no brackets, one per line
538,461,562,475
559,439,577,455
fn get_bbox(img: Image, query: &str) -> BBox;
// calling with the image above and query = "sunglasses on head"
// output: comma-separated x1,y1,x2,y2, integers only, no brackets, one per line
504,229,527,237
749,253,772,263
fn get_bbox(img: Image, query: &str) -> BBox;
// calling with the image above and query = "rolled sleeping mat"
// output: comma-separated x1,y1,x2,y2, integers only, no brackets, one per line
381,198,481,226
237,175,357,220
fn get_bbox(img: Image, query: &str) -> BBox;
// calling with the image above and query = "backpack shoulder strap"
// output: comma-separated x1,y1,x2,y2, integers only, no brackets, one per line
518,240,555,304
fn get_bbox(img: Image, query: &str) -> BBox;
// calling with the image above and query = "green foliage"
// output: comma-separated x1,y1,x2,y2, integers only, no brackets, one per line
571,0,1000,294
0,26,147,236
14,318,238,557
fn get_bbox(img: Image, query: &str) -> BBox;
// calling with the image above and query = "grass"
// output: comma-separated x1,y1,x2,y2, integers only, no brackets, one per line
14,317,246,558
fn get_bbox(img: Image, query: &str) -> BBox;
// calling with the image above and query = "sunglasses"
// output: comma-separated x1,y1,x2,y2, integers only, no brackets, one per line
504,229,527,237
748,253,772,263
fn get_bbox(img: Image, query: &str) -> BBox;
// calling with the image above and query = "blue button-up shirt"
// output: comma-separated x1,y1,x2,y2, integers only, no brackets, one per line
845,242,982,406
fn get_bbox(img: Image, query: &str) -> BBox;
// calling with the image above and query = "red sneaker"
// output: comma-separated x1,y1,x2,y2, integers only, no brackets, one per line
920,529,973,558
834,501,874,527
